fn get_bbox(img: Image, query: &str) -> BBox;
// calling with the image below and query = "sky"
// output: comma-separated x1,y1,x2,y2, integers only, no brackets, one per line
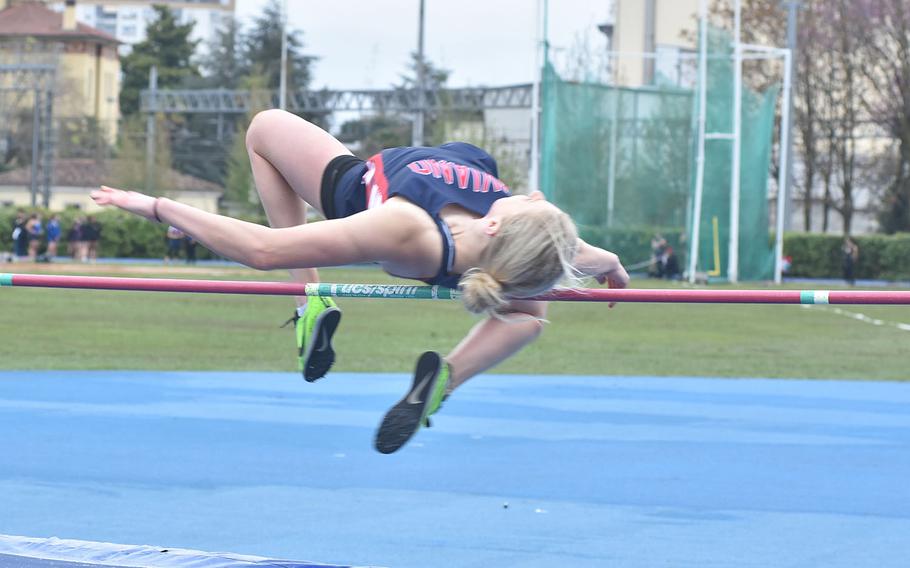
235,0,614,90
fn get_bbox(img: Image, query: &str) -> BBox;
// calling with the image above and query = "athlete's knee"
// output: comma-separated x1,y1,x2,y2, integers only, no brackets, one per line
246,109,295,151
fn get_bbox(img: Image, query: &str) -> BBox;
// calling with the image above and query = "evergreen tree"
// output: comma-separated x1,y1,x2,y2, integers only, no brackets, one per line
244,0,314,94
397,52,462,145
398,51,450,91
199,17,244,89
120,6,199,115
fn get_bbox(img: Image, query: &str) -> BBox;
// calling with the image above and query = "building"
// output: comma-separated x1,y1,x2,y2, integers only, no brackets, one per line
0,0,120,141
0,158,223,212
50,0,235,54
611,0,698,88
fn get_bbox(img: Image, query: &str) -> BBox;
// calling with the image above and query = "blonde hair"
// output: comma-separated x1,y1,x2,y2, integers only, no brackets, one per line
459,204,579,316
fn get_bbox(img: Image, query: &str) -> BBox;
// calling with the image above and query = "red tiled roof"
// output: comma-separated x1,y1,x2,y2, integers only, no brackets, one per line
0,158,223,194
0,2,118,44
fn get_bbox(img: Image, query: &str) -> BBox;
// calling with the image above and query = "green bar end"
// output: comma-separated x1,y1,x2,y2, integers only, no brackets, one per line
0,273,12,287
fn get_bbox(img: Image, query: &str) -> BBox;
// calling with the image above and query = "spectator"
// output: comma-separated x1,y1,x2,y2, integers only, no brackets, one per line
663,245,680,279
843,237,859,286
44,214,61,260
650,234,668,278
26,213,42,261
11,210,27,260
164,225,184,263
82,216,101,263
184,234,197,265
67,217,85,261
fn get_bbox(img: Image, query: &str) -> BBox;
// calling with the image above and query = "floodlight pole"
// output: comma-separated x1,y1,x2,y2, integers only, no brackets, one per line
279,0,288,110
145,65,157,195
774,47,793,283
781,0,801,234
728,0,743,283
688,0,709,283
529,0,543,191
412,0,426,147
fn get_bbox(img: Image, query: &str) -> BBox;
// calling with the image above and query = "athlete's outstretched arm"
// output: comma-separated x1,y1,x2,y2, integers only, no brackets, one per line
444,299,547,392
90,186,409,270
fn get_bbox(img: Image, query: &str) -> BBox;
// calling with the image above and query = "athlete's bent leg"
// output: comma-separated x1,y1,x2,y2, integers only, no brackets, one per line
246,109,350,380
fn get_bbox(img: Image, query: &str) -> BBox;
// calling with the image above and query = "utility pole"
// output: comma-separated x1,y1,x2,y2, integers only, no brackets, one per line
781,0,800,232
413,0,426,146
279,0,288,110
145,65,158,195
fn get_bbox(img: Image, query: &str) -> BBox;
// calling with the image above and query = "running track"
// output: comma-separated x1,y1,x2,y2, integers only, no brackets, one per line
0,371,908,567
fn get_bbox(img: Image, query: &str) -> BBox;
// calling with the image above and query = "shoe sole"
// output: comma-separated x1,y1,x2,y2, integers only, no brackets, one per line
302,306,341,382
374,351,442,454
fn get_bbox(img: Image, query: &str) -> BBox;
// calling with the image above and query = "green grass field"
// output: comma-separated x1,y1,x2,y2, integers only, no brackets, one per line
1,263,907,380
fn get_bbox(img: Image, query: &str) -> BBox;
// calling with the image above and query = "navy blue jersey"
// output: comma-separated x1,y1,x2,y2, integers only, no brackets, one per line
363,142,511,288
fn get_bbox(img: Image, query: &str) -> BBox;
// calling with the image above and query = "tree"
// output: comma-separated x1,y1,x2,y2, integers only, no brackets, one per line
397,52,458,145
859,2,910,233
110,115,174,196
244,0,314,96
222,73,272,214
339,53,453,151
120,5,199,116
199,17,245,90
337,115,411,158
709,0,869,234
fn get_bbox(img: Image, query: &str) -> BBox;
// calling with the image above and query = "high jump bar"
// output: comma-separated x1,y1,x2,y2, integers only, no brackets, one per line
2,273,910,304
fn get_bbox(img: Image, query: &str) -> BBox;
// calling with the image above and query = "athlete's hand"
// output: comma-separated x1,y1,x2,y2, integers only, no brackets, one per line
91,186,159,222
592,251,629,308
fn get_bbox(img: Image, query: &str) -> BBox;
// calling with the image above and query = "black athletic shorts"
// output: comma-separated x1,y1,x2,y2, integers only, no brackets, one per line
320,154,368,220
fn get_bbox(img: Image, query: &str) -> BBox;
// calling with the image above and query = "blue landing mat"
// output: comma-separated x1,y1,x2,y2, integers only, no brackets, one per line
0,535,353,567
0,371,909,567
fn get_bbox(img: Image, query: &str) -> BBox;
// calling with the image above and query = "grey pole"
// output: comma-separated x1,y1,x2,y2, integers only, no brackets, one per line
145,65,158,195
781,0,800,232
30,89,40,207
279,0,288,110
413,0,426,146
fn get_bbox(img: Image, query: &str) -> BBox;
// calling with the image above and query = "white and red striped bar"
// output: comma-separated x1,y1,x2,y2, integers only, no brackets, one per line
3,273,910,304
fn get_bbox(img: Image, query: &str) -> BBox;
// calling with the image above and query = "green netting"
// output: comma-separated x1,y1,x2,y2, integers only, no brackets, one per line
540,27,778,280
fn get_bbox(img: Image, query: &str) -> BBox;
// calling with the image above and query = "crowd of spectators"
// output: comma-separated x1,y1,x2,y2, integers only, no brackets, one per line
7,209,197,265
7,209,102,263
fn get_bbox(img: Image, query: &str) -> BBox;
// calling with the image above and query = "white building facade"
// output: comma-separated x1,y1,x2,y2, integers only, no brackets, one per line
50,0,234,54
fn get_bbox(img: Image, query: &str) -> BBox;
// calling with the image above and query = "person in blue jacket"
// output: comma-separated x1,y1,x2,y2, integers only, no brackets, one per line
91,110,629,454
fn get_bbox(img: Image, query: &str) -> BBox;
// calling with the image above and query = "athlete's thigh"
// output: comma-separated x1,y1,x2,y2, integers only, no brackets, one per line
247,109,352,211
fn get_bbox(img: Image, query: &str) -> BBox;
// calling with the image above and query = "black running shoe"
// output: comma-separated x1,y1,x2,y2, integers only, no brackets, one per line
374,351,450,454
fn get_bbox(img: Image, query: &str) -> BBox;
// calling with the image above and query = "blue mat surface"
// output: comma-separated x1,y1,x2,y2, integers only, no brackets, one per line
1,371,909,567
0,535,349,567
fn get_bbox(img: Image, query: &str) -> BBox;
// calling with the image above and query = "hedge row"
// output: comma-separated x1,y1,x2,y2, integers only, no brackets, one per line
578,225,687,268
783,232,910,281
5,206,910,280
0,206,227,260
573,226,910,281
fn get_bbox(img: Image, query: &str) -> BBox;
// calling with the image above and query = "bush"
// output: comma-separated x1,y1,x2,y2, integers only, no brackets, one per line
578,225,687,267
784,232,910,280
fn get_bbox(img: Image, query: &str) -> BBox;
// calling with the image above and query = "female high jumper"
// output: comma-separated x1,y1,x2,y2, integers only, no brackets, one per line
91,110,629,453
